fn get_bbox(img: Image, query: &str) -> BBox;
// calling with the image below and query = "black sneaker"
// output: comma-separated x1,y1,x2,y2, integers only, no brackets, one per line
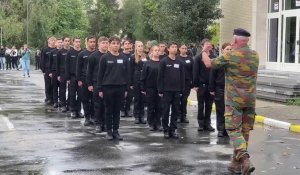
177,118,182,123
45,100,53,105
95,126,102,133
61,107,67,113
198,126,204,131
112,131,123,140
164,131,170,139
70,112,78,119
53,103,59,108
218,131,224,137
139,118,146,124
106,131,114,140
149,126,156,131
134,118,140,124
84,119,92,126
78,113,85,118
120,111,126,118
204,125,215,132
169,131,179,139
181,118,189,123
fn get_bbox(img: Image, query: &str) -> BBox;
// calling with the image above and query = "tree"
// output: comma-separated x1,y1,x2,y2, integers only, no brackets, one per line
150,0,222,43
86,0,120,37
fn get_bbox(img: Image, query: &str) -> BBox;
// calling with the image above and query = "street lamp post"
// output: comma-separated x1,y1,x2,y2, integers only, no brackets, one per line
0,27,2,46
26,0,29,45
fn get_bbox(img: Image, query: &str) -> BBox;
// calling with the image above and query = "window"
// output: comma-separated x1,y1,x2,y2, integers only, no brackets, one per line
269,0,280,12
285,0,300,10
269,18,279,62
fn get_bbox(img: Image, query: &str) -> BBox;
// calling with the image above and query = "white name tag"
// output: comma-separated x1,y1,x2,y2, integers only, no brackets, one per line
117,59,123,64
107,61,114,64
83,56,88,58
186,60,191,63
174,64,179,68
142,58,147,62
166,64,172,67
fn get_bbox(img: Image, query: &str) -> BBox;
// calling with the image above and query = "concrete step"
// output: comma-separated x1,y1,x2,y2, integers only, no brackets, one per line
257,90,293,103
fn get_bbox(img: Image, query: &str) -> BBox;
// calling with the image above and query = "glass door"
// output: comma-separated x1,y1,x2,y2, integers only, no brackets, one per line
282,13,300,64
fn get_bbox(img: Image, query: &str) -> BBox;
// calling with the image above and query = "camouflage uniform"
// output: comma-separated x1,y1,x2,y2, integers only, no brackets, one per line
211,45,259,161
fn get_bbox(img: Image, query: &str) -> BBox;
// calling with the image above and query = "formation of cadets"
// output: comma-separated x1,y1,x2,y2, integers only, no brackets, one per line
40,36,229,141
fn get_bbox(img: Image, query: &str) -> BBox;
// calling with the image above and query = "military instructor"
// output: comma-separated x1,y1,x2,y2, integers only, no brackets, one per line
202,28,259,175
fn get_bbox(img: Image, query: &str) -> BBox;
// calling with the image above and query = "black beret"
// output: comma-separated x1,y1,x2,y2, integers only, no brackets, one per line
233,28,251,37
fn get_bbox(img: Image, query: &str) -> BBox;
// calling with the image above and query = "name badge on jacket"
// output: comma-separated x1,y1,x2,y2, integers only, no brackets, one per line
186,60,191,63
174,64,179,68
117,59,123,64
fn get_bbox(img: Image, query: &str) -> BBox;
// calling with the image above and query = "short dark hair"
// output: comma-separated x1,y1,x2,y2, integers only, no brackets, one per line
201,38,211,46
73,37,80,42
123,38,132,44
167,42,177,48
56,38,62,41
179,43,187,47
158,42,166,46
109,36,121,43
62,36,71,41
87,36,96,42
98,36,109,43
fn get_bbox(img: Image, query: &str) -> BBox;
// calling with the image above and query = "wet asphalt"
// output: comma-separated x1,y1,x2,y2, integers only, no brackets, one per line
0,70,300,175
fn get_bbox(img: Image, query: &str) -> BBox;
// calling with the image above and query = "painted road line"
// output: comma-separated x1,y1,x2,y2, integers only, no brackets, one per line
255,115,265,123
1,117,15,130
290,124,300,133
264,118,291,130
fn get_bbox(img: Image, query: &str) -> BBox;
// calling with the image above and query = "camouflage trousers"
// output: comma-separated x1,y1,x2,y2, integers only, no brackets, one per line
225,105,255,161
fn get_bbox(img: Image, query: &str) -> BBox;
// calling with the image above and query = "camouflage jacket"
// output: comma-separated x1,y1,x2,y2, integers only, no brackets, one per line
211,45,259,107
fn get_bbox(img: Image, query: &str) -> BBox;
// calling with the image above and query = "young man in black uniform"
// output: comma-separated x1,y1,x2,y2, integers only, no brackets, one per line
120,38,134,118
65,37,82,118
177,43,193,123
76,36,96,126
193,39,216,132
56,37,71,112
140,45,162,131
209,43,231,137
40,36,56,105
158,42,168,60
86,36,109,132
49,38,63,108
97,36,129,141
158,42,185,139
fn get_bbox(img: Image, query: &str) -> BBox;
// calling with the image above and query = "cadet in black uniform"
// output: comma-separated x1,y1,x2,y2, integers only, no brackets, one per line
140,46,162,131
76,36,96,126
193,39,216,132
86,36,109,132
129,41,148,124
177,43,193,123
56,36,71,112
120,39,134,118
65,37,82,118
97,36,129,141
158,42,168,60
49,38,63,108
158,42,185,139
40,36,56,105
209,43,231,137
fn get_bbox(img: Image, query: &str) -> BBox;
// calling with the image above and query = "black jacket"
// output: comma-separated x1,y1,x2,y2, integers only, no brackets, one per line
193,51,216,87
40,46,55,73
209,68,225,92
177,55,194,83
76,49,95,82
140,59,160,91
56,48,69,77
50,48,59,73
157,57,185,93
65,47,82,80
0,48,5,57
86,50,106,86
97,53,130,91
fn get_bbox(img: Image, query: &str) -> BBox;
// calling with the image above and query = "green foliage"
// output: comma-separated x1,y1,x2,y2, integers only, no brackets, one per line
287,98,300,106
209,23,220,45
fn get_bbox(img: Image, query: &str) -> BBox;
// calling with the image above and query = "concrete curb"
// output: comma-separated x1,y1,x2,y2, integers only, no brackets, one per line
187,99,300,133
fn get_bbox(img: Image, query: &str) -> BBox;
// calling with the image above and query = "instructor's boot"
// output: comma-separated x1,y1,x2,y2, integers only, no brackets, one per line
227,158,241,174
241,155,255,175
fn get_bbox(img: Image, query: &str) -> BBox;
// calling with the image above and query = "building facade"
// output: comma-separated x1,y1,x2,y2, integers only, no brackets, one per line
220,0,300,72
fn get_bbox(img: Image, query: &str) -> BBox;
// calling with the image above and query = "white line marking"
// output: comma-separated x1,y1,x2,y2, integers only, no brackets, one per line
1,117,15,130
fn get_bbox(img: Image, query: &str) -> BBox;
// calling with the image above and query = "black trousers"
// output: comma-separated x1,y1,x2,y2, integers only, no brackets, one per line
179,81,192,119
93,83,105,127
146,88,162,128
52,72,59,103
214,87,225,131
44,70,53,102
79,80,94,119
11,56,18,69
103,86,126,131
69,76,81,112
162,91,180,132
58,75,67,107
121,88,133,114
6,56,11,70
133,78,145,119
35,59,40,70
197,85,214,127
